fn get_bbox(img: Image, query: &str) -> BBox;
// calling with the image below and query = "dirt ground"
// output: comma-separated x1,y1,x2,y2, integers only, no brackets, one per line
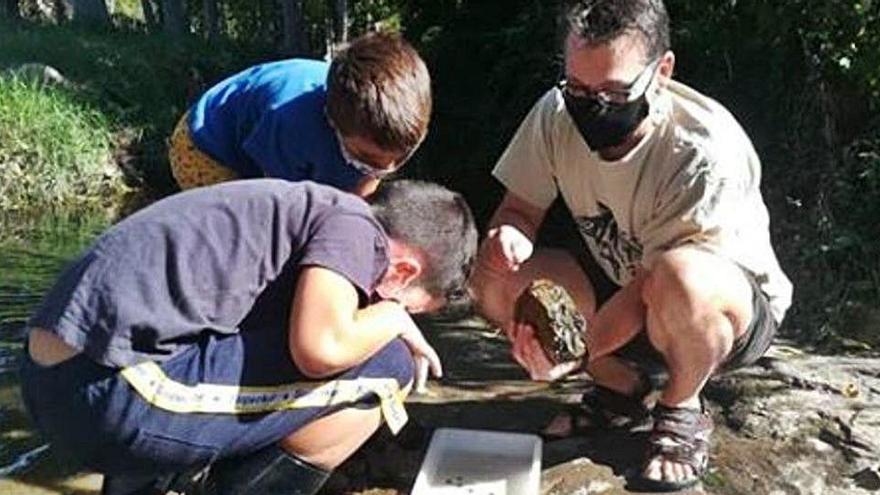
331,318,880,495
4,316,879,494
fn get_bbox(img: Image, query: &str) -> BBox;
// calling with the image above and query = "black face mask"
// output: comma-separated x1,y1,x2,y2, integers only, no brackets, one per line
562,89,650,151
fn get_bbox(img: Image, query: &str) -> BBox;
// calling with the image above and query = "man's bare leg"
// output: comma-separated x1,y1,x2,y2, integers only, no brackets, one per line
585,355,644,396
640,247,753,485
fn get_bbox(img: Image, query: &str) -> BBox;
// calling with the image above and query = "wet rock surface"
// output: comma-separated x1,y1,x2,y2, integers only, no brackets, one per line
3,318,879,494
335,320,880,495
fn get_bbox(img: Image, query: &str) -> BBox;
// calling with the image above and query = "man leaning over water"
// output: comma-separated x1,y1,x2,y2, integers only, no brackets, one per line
20,179,477,495
470,0,793,490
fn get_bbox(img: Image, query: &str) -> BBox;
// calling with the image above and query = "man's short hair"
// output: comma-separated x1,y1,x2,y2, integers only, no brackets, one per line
326,32,432,155
563,0,670,61
370,180,478,304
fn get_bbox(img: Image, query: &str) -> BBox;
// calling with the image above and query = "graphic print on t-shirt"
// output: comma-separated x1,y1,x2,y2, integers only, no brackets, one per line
574,202,643,282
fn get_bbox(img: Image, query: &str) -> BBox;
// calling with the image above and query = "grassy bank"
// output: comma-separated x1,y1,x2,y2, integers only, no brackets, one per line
0,19,270,205
0,75,121,211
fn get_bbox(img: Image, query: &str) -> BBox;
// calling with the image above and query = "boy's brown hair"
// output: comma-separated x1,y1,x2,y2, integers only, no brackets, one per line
326,32,431,154
370,180,478,304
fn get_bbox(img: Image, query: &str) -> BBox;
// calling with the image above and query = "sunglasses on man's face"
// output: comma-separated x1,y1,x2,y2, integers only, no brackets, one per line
558,58,661,106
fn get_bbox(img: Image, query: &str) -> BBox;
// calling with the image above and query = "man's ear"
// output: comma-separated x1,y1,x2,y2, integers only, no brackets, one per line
658,50,675,80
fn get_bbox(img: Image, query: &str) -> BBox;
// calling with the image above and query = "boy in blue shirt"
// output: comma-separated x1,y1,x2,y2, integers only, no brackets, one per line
169,32,431,197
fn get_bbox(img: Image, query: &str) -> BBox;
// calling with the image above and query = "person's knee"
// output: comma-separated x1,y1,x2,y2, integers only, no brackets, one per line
646,248,744,325
642,249,712,307
280,407,384,469
468,265,515,325
644,248,751,340
650,310,734,358
644,250,729,341
369,338,415,390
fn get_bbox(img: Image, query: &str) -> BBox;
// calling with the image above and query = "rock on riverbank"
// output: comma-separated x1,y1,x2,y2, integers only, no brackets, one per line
334,319,880,495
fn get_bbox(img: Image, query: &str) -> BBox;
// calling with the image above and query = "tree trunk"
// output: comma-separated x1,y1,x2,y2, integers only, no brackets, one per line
70,0,110,25
279,0,307,56
53,0,69,23
202,0,219,40
332,0,347,43
161,0,186,35
141,0,159,28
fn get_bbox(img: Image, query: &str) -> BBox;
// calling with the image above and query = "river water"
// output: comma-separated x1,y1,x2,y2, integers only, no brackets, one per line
0,209,111,494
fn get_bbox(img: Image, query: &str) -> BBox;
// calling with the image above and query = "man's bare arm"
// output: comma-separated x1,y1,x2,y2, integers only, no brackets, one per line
486,191,548,240
587,269,649,361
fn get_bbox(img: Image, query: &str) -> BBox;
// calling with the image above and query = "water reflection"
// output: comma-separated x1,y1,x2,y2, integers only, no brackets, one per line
0,209,110,484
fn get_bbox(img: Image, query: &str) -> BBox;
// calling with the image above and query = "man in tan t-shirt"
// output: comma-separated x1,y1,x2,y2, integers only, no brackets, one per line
470,0,792,491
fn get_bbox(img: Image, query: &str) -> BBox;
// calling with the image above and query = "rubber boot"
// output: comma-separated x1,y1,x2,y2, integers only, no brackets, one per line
209,445,331,495
101,473,175,495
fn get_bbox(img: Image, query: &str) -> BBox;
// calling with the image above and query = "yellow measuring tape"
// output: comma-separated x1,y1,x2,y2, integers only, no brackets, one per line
120,361,409,434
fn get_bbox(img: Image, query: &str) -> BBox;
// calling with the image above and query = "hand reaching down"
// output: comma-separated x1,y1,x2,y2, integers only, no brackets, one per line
398,319,443,394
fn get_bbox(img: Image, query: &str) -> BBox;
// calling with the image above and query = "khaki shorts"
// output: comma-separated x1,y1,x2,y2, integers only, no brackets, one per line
168,113,239,190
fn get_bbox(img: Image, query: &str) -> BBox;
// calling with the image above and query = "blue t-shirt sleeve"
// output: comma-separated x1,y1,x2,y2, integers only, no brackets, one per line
299,212,389,298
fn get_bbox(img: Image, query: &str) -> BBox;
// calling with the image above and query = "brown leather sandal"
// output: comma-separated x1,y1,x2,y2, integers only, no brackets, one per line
543,378,653,438
633,401,713,492
578,381,652,430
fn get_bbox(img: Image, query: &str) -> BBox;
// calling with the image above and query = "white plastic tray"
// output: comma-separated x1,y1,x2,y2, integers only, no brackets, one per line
411,428,542,495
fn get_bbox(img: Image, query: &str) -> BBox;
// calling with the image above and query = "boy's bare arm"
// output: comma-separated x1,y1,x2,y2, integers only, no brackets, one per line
287,265,417,378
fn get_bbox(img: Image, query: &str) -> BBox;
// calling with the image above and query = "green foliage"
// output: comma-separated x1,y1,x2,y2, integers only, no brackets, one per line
0,18,270,191
186,0,405,56
216,0,281,47
799,129,880,345
796,0,880,101
2,0,879,344
350,0,406,32
818,134,880,288
400,0,562,224
0,76,121,211
113,0,144,20
0,19,263,132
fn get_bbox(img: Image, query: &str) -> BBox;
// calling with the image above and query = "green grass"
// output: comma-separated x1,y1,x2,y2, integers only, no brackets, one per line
0,18,271,201
0,18,271,131
0,76,123,211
